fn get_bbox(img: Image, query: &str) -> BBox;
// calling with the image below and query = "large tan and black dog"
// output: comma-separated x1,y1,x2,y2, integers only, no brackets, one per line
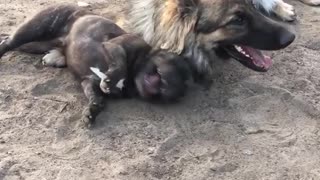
0,5,190,125
128,0,296,86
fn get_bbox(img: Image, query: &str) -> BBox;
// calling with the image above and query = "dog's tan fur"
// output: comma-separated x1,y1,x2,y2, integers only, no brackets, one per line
129,0,198,54
127,0,295,86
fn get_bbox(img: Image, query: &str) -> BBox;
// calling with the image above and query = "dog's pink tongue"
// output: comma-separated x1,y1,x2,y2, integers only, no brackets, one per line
144,74,160,94
242,46,272,70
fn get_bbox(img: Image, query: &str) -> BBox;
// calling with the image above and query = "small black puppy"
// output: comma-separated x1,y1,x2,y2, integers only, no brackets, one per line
0,5,190,125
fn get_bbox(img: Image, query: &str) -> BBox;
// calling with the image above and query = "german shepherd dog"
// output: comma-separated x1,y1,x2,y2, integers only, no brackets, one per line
255,0,319,22
128,0,296,86
0,5,190,126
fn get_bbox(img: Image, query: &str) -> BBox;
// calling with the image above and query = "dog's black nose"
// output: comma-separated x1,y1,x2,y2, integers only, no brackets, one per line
278,30,295,48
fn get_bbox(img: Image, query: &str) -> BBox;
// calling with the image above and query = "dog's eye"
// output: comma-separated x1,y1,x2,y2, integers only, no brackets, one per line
229,15,246,26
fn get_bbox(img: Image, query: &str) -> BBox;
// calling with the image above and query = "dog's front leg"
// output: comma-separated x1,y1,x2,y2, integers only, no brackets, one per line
81,78,105,127
102,42,127,96
299,0,320,5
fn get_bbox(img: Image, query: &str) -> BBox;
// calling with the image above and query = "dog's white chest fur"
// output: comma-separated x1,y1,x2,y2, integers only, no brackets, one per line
116,79,125,89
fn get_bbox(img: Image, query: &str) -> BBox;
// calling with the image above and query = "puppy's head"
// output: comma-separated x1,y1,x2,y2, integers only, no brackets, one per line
135,50,190,102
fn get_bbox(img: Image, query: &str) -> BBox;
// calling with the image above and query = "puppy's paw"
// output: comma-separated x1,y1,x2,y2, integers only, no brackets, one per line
82,98,104,128
42,49,66,67
0,37,9,59
0,34,9,43
100,77,111,94
274,1,296,22
300,0,320,5
82,107,95,128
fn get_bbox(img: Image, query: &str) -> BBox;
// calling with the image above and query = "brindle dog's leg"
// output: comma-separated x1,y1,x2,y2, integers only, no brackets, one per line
81,78,105,127
17,39,64,55
101,42,127,96
0,5,81,59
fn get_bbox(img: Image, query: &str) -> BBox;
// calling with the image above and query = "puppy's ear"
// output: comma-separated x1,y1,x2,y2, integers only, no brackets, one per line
172,57,192,81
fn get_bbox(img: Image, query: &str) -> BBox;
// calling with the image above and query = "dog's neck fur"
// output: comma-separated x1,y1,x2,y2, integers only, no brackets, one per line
128,0,213,84
129,0,198,54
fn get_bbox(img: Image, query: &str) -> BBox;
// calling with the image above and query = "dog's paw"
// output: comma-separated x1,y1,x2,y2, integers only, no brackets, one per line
0,34,9,43
42,49,66,67
275,1,296,22
82,99,104,128
0,37,9,59
81,107,95,128
100,77,111,94
0,39,5,45
300,0,320,5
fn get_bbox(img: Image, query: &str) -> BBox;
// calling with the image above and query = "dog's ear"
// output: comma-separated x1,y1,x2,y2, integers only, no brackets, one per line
172,57,192,81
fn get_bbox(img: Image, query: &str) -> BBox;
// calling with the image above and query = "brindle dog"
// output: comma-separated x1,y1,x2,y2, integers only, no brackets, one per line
0,5,190,126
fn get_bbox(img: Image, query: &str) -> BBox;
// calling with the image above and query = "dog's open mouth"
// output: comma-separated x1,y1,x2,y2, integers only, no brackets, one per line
223,45,272,72
144,73,161,95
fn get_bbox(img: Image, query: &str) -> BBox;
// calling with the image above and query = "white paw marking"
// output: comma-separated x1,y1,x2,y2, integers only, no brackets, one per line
116,79,125,90
100,81,110,94
42,49,65,66
90,67,111,94
308,0,320,5
0,40,5,45
274,1,296,21
77,1,90,7
90,67,107,80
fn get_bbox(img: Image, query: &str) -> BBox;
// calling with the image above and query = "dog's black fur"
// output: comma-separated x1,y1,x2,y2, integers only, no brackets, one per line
0,5,190,125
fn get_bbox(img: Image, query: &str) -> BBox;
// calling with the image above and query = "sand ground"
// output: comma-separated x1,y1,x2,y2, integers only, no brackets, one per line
0,0,320,179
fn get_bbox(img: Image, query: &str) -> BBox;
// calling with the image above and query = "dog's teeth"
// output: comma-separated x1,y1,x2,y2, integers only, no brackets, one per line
243,52,250,57
235,46,252,58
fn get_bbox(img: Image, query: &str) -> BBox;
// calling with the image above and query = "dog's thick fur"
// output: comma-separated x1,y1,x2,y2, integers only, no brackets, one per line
0,5,190,126
128,0,296,86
